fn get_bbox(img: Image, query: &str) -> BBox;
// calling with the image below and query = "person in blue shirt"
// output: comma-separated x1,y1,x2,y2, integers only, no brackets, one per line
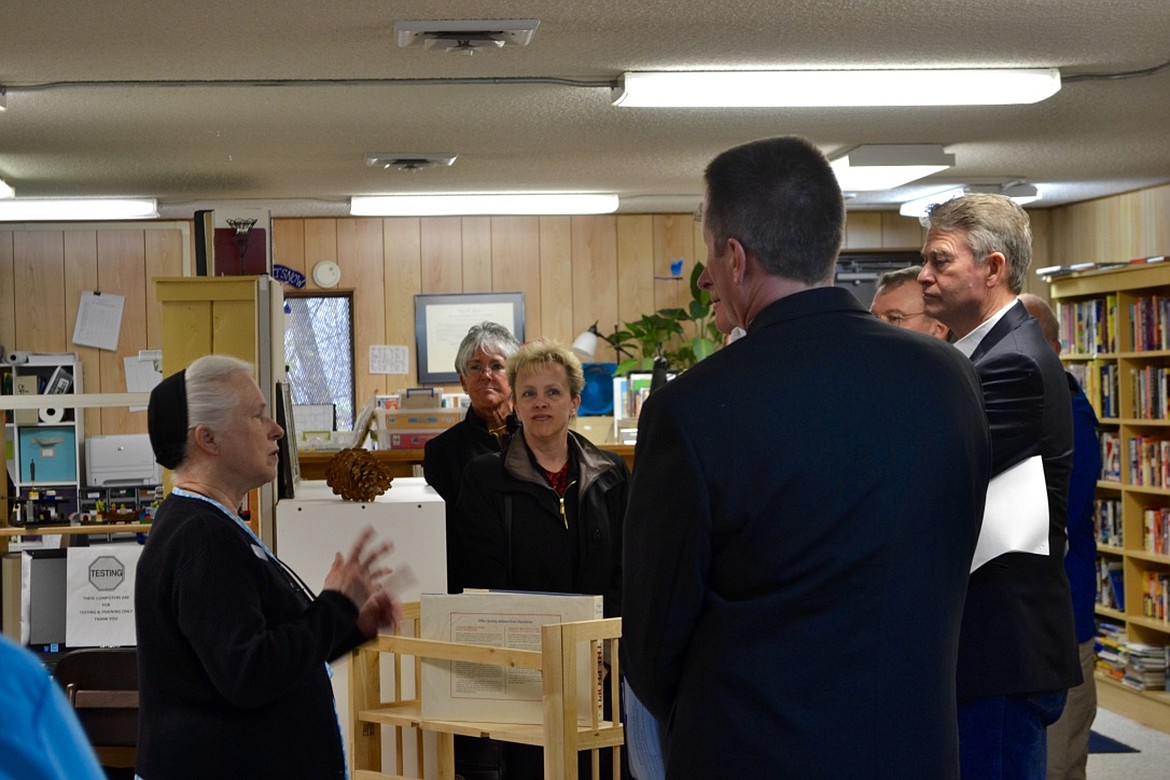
1021,293,1101,780
0,633,105,780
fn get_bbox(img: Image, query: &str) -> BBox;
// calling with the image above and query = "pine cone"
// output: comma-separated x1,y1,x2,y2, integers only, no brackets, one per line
324,448,393,501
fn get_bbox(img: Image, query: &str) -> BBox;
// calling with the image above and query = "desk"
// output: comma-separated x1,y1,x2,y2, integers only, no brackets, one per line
297,443,636,481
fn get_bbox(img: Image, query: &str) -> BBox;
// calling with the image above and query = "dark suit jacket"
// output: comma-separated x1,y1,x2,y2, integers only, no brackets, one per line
622,287,991,779
957,300,1081,699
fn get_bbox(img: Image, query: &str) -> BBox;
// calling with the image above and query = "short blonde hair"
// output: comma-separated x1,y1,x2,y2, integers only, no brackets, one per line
507,341,585,400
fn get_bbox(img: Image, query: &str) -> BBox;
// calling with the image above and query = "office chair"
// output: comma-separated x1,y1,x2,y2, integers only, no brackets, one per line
52,647,139,771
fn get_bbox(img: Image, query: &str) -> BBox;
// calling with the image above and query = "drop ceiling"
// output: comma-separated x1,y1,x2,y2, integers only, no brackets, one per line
0,0,1168,218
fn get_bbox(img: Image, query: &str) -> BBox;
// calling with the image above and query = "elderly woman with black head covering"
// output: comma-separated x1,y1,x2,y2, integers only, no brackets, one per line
135,354,404,780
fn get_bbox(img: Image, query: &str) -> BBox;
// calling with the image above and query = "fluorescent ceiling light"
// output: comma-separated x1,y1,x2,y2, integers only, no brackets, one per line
0,178,14,199
899,183,1042,219
613,69,1062,107
350,193,619,216
1001,183,1041,206
899,187,966,218
0,198,158,221
830,145,955,191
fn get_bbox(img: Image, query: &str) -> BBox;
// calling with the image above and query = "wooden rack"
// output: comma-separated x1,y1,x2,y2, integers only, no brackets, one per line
349,602,624,780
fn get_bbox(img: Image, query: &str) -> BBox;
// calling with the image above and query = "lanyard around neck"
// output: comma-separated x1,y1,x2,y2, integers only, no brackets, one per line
171,486,317,601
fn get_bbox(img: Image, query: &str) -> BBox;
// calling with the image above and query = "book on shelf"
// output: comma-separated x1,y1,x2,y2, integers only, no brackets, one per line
1096,627,1127,681
1130,293,1170,352
1127,435,1170,488
1097,557,1125,611
1143,507,1170,555
1142,571,1170,622
1091,625,1167,691
419,590,604,725
1058,295,1118,355
1095,497,1123,547
1122,643,1169,691
1131,365,1170,420
1100,432,1122,482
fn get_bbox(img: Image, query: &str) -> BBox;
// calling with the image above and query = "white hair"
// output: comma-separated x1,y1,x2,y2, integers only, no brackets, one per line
185,354,256,433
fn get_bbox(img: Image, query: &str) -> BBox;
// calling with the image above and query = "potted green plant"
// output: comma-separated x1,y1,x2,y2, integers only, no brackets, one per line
605,262,721,375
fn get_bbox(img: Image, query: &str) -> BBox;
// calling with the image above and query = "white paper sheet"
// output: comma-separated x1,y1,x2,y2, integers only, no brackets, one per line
65,544,142,648
72,290,125,351
970,454,1050,572
124,351,163,412
369,344,409,375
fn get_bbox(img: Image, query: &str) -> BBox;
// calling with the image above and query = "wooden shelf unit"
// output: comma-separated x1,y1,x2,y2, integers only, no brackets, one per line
1050,262,1170,733
3,353,85,527
349,602,624,780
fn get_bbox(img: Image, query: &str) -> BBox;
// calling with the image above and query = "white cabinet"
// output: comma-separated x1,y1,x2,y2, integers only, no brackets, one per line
275,478,447,766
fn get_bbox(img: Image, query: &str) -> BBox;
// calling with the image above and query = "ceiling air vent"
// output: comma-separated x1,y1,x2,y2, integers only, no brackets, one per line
365,153,458,172
394,19,539,55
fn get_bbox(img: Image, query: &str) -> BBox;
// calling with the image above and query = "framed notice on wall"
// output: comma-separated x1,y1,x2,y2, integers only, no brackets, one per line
414,292,525,384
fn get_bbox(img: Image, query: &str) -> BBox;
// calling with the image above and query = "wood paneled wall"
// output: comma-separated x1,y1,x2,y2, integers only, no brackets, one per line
1048,183,1170,265
270,212,927,404
0,225,185,436
35,205,1159,437
0,210,935,436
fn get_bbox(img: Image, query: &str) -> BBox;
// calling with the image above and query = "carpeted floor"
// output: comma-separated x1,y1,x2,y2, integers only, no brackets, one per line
1089,730,1140,754
1086,707,1169,779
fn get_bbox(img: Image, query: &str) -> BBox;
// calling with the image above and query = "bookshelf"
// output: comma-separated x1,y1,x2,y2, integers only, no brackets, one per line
1050,261,1170,732
3,353,84,532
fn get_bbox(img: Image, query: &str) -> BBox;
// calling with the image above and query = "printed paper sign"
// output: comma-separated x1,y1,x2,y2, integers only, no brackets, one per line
66,544,142,647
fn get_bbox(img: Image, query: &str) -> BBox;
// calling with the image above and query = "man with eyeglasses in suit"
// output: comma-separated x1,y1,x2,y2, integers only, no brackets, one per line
870,265,950,340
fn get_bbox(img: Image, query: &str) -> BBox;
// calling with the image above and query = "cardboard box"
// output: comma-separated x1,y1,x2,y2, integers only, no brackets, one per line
400,387,441,409
13,375,40,424
376,407,463,430
420,591,603,725
19,426,77,483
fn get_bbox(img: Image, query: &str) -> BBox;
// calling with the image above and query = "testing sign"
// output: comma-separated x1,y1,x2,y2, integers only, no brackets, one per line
66,544,142,647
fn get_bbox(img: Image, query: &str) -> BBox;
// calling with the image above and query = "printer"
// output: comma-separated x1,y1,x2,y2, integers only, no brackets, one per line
85,433,160,487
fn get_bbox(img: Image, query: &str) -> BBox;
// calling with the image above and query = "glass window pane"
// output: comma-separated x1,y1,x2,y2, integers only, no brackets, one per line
284,293,355,430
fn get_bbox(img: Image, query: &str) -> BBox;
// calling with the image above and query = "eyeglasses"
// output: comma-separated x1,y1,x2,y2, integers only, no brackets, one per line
875,311,927,326
466,362,507,376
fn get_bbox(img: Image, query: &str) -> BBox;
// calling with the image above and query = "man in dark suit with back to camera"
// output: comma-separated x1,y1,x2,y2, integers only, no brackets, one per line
918,194,1081,779
622,135,992,779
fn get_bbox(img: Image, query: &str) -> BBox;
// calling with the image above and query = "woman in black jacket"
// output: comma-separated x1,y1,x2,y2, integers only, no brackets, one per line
455,340,627,615
454,340,629,780
422,321,520,594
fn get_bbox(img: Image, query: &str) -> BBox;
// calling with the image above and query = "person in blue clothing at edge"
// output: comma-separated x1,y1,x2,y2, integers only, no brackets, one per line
0,633,106,780
621,135,992,779
134,354,406,780
1020,292,1102,780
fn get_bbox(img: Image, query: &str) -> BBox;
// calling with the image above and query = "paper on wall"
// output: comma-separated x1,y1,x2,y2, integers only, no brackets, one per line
65,544,142,648
72,290,125,351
